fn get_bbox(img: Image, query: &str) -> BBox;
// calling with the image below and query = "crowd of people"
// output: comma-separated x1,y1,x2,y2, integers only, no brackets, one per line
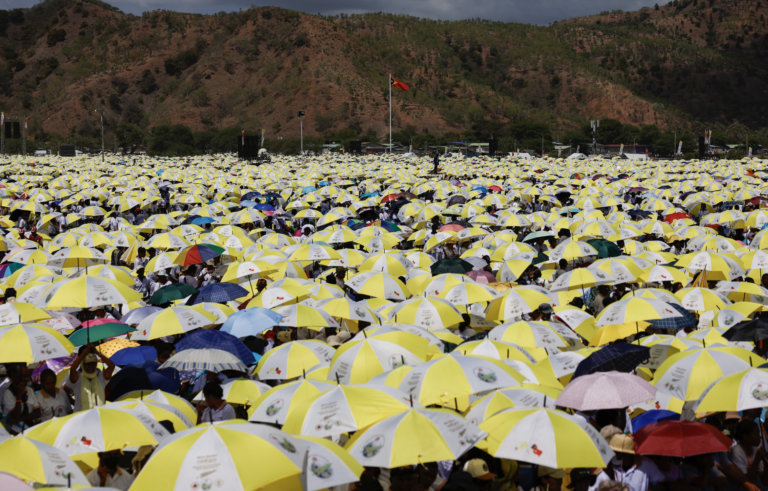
0,153,765,491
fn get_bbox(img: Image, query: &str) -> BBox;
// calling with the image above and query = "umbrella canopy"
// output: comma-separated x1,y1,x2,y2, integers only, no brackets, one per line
344,408,486,468
128,423,305,491
221,307,283,337
147,283,199,305
0,323,75,363
634,421,732,457
0,436,89,487
572,343,652,378
254,340,335,380
185,282,249,305
555,371,656,410
430,258,474,275
68,321,135,346
176,329,256,365
131,306,218,341
160,348,248,372
479,407,614,468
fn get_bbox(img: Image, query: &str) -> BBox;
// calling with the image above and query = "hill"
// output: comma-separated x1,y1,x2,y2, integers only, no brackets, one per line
0,0,766,154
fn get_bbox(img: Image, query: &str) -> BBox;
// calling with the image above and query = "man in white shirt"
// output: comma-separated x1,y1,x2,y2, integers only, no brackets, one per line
108,215,120,232
87,451,135,490
197,382,236,423
149,273,172,297
609,434,665,491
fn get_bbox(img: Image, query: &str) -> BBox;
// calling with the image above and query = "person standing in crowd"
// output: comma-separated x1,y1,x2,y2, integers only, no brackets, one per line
67,344,115,412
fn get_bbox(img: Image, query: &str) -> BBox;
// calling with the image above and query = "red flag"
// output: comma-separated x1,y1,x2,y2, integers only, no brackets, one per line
390,76,409,92
241,129,245,145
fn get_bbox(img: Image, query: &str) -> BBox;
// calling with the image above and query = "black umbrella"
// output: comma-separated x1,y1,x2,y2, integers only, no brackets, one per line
447,195,468,206
722,318,768,343
430,258,474,275
572,343,650,379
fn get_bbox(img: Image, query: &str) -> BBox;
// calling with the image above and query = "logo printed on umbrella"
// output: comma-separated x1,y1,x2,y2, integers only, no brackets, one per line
270,434,297,453
362,434,385,458
266,398,284,416
310,454,333,479
473,367,497,383
751,383,768,401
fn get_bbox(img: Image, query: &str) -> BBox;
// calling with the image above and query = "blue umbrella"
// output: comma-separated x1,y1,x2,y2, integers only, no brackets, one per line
120,306,163,326
631,409,679,433
111,346,158,366
252,203,275,211
176,330,255,365
360,192,379,198
301,186,318,194
221,308,283,338
648,303,697,331
105,361,180,401
240,200,259,209
572,343,651,379
185,283,249,305
242,191,263,201
318,181,331,187
186,216,216,226
471,186,488,194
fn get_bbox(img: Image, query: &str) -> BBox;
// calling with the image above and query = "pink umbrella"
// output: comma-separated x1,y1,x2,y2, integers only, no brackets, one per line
555,371,656,411
467,270,497,284
82,318,126,328
0,473,32,491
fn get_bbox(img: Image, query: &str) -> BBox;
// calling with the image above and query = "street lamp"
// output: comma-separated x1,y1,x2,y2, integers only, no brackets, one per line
94,109,104,162
591,120,599,155
298,111,305,155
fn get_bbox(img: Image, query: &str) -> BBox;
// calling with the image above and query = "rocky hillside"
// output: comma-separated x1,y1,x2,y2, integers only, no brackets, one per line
1,0,766,145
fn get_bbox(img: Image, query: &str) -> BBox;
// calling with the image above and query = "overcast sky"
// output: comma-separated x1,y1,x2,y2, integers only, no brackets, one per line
7,0,661,25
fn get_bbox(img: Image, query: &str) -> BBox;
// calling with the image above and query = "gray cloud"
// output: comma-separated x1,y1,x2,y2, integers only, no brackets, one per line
9,0,660,25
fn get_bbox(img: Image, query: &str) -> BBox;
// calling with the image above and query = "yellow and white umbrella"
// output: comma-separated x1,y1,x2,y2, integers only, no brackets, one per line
480,407,614,467
328,333,428,384
255,340,336,380
248,379,336,425
131,306,218,341
282,384,419,438
128,423,305,491
344,408,486,468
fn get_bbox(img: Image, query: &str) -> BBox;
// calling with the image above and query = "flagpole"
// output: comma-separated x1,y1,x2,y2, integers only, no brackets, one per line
389,73,392,153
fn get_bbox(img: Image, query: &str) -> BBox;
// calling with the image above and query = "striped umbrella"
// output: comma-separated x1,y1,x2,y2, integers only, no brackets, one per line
160,348,248,372
173,244,225,266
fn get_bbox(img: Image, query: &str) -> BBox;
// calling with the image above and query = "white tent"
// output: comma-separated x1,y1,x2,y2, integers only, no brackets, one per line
509,152,532,159
566,153,587,160
622,153,649,161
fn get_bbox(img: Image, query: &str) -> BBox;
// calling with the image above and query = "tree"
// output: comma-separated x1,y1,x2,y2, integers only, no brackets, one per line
138,70,157,95
638,125,661,145
108,94,121,112
115,122,146,147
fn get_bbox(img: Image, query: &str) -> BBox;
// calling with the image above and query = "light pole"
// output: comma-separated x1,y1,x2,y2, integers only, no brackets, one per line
673,130,676,159
94,109,104,162
298,111,305,155
591,120,599,155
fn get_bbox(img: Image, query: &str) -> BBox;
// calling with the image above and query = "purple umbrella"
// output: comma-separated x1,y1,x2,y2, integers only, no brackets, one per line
31,354,75,383
555,371,656,411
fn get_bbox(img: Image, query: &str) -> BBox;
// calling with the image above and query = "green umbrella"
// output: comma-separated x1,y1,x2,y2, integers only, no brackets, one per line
148,283,199,305
430,258,475,275
441,208,462,216
586,239,621,258
523,231,555,242
69,323,136,346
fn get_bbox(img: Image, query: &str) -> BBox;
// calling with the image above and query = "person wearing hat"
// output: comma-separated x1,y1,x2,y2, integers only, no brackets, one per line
534,466,567,491
463,458,497,489
608,434,665,491
67,343,115,412
327,335,342,347
539,303,554,321
276,330,292,345
567,469,599,491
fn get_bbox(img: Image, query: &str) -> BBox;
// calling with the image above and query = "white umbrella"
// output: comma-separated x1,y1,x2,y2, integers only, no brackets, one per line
160,348,248,372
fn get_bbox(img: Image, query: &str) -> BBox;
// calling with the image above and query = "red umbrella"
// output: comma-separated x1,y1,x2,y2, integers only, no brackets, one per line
467,270,497,284
663,212,692,224
489,185,503,192
381,194,401,203
634,421,732,457
439,224,465,232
